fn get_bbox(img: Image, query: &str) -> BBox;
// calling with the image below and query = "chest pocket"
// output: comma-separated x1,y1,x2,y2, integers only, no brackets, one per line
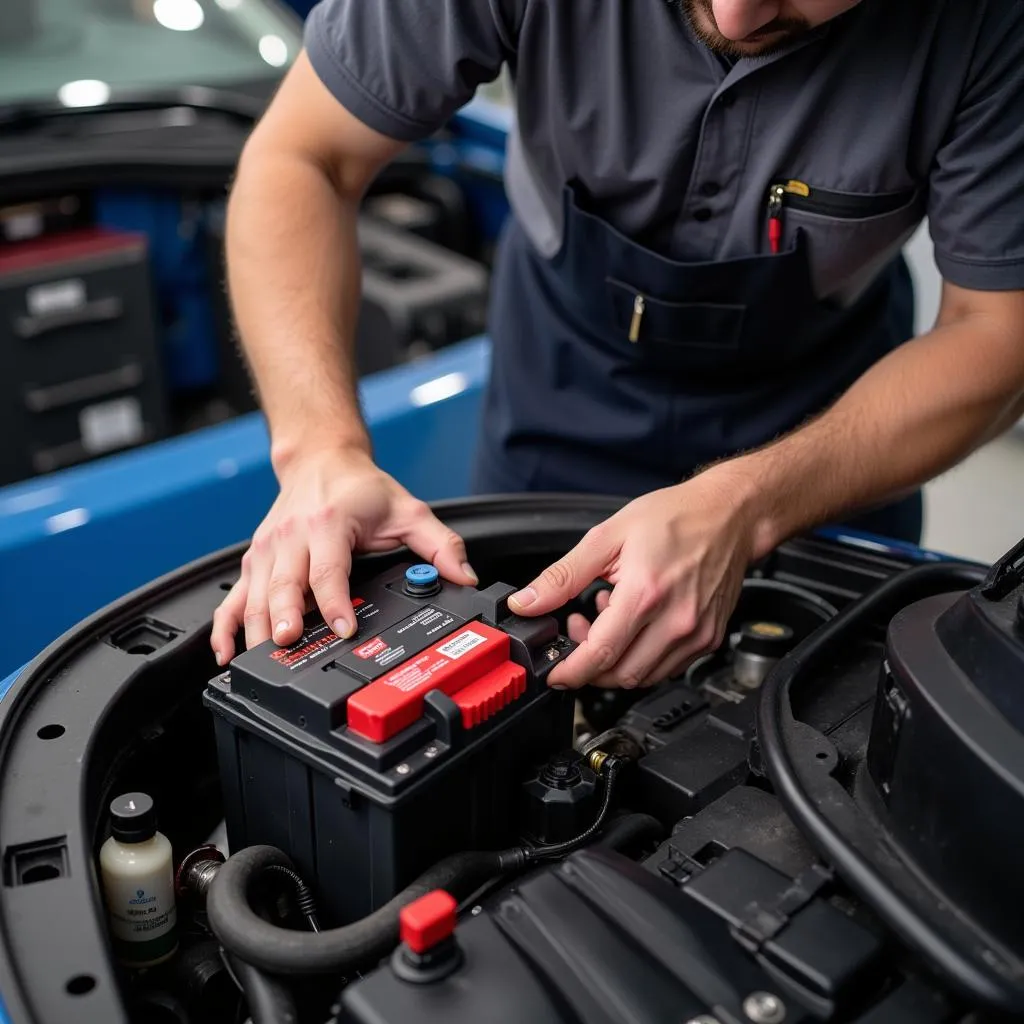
769,180,924,307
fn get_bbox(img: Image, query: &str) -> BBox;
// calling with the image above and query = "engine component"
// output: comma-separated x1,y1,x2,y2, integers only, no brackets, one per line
868,538,1024,966
204,563,574,926
340,847,931,1024
392,891,463,984
174,844,224,901
521,751,600,845
685,579,835,697
167,939,239,1024
732,620,794,690
648,845,883,1017
658,786,817,881
757,556,1024,1015
206,843,525,977
223,953,297,1024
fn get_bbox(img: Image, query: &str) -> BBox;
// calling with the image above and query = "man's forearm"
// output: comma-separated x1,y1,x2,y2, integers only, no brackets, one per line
226,147,371,475
726,298,1024,555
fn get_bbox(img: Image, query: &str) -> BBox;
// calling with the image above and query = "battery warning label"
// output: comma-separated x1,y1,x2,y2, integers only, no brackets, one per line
269,620,345,671
334,604,465,682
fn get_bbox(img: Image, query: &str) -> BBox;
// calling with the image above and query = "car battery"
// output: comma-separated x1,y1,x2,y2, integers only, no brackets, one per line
204,563,574,926
0,227,168,486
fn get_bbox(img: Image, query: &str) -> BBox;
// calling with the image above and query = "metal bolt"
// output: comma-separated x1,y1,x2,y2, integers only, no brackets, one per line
684,1016,722,1024
424,745,439,759
544,645,561,662
470,905,483,916
396,763,410,776
743,991,786,1024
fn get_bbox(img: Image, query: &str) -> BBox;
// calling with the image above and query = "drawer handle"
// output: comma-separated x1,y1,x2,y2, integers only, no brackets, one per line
23,363,143,413
14,296,124,340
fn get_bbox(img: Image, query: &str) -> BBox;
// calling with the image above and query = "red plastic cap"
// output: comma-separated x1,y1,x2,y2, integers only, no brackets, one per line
452,663,527,727
399,890,458,954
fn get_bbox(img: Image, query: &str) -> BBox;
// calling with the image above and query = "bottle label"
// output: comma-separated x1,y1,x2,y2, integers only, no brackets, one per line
105,877,177,964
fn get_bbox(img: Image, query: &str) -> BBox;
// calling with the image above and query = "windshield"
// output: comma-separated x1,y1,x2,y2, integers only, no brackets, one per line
0,0,302,107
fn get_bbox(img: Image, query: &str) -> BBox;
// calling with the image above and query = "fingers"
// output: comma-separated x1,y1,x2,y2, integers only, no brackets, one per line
644,642,704,689
308,519,357,640
549,583,725,690
567,613,592,644
267,540,310,647
211,577,246,666
547,582,647,688
243,542,274,653
565,589,610,644
509,526,615,618
402,503,478,585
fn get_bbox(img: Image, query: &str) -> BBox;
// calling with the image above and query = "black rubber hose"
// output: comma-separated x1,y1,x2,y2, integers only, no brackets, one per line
225,953,297,1024
262,863,320,932
208,845,524,976
596,812,665,854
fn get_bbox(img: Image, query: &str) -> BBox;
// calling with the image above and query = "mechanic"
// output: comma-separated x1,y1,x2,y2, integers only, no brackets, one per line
210,0,1024,692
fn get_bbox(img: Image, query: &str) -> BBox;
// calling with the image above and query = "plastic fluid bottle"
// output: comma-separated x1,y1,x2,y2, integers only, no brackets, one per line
99,792,179,968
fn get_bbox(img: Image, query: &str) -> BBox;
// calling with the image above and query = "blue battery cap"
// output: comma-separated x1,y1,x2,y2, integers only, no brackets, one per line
405,564,439,586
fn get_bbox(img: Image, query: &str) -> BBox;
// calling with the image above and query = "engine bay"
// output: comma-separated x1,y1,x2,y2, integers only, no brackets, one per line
0,496,1021,1024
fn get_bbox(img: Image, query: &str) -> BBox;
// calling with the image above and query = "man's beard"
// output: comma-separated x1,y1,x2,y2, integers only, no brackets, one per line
672,0,812,59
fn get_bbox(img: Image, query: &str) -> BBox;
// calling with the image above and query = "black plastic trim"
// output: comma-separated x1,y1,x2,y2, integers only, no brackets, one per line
754,560,1024,1014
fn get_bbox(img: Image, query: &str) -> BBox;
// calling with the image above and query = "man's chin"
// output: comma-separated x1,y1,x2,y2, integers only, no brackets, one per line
680,1,805,59
715,33,791,57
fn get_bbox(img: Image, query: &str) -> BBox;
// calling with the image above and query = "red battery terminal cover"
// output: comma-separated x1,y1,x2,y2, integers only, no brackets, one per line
346,621,527,743
399,890,458,954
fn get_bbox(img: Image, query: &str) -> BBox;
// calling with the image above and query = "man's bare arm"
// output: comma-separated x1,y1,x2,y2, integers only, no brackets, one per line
226,50,406,471
741,281,1024,553
211,52,476,665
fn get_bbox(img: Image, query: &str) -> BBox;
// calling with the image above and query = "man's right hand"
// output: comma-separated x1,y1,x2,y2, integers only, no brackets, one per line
210,449,478,665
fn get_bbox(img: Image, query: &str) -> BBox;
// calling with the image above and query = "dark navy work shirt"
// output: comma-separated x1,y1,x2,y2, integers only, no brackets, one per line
304,0,1024,307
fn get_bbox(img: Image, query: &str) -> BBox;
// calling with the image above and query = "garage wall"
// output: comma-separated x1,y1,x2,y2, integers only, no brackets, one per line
905,224,1024,562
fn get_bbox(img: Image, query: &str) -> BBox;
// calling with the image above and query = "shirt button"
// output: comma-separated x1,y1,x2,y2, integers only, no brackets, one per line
693,208,713,222
699,182,721,198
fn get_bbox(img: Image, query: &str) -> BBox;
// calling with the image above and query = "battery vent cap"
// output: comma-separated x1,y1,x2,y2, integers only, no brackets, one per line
400,890,458,954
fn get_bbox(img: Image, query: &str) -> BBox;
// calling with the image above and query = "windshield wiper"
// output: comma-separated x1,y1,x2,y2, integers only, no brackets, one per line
0,84,264,133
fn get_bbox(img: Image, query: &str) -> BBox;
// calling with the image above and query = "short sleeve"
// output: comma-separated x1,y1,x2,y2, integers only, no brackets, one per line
303,0,516,143
927,1,1024,291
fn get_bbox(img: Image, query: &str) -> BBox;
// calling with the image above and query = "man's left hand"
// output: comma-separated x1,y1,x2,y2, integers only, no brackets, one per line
507,466,766,689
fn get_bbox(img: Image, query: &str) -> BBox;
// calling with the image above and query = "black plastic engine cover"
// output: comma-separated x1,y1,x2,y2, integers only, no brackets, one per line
343,846,957,1024
343,848,817,1024
867,572,1024,955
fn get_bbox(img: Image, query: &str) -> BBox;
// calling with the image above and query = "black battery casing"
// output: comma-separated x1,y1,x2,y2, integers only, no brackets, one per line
204,564,574,926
